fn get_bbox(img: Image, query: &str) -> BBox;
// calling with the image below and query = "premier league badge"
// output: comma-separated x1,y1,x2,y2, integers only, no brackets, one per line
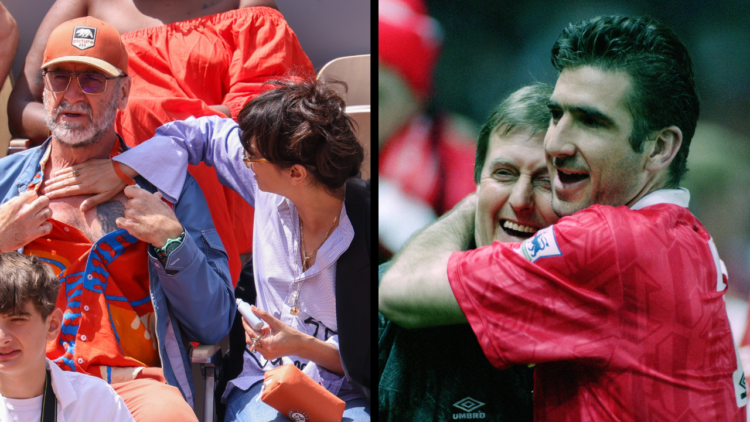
521,226,562,262
71,26,96,50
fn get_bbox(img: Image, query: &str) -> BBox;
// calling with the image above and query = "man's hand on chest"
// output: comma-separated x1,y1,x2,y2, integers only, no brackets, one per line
48,193,129,243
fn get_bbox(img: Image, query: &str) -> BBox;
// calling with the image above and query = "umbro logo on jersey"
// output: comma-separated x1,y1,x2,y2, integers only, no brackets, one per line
72,26,97,50
520,226,561,262
452,397,486,419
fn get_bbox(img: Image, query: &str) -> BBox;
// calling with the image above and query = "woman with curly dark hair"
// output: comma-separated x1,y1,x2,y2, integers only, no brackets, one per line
43,79,371,421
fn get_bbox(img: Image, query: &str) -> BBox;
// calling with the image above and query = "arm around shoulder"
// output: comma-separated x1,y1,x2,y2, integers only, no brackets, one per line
117,116,255,204
379,195,476,328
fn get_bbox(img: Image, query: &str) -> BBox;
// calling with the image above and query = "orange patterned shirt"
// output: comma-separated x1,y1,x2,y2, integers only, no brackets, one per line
24,140,160,384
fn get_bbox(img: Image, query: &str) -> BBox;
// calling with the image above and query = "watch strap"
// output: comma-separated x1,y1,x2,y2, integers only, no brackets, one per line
153,231,185,260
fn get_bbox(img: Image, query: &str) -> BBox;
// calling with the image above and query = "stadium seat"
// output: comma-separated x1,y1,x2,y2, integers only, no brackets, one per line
346,105,370,179
316,54,370,107
192,339,228,422
317,54,371,179
0,75,12,158
0,73,31,156
192,257,257,422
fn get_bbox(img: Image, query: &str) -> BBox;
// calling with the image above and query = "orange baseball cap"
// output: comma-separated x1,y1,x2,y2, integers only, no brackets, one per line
42,16,128,77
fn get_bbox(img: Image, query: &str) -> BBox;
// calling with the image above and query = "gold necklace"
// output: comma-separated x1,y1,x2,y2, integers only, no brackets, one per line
290,212,339,315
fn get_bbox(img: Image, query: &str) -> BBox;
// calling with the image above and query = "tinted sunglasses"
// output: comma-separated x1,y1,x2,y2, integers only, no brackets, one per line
43,71,124,95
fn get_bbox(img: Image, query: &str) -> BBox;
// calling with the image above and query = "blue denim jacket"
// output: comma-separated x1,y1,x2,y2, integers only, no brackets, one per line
378,263,534,421
0,138,236,407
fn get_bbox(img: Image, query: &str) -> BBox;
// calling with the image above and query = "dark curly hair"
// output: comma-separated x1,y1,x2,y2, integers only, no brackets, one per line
237,78,364,197
0,252,60,320
551,15,699,187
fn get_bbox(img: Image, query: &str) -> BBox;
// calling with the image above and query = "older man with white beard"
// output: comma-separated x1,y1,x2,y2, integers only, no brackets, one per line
42,67,121,150
0,17,235,422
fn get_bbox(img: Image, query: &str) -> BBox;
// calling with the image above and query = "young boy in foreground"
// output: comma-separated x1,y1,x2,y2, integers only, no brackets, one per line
0,252,134,421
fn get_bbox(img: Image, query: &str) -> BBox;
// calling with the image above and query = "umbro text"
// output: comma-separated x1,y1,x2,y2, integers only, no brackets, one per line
452,412,486,419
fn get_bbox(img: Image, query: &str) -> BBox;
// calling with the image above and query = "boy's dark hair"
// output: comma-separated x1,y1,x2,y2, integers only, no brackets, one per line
237,78,364,198
551,15,700,187
474,83,553,184
0,252,60,320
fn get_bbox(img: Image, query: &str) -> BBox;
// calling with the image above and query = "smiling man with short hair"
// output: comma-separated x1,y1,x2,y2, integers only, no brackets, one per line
379,83,557,421
380,15,746,422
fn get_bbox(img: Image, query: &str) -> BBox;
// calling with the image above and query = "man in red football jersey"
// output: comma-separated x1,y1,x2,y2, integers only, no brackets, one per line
380,15,747,422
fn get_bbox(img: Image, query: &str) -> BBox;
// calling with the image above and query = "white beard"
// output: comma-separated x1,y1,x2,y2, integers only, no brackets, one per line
43,89,119,148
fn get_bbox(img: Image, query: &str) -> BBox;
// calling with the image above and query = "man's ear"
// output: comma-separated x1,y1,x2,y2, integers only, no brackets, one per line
645,126,682,172
288,164,308,186
45,308,63,342
117,76,133,111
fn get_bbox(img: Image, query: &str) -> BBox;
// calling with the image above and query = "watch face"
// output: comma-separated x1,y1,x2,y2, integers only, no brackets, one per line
160,232,185,258
164,241,181,256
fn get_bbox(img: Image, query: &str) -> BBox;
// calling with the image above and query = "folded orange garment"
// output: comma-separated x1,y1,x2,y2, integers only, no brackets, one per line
261,364,345,422
116,7,315,280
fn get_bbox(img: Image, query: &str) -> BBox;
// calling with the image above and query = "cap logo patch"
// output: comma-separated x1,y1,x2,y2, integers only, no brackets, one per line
71,26,96,50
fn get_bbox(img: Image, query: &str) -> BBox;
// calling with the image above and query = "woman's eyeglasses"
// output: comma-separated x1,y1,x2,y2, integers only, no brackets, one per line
243,149,269,168
242,148,316,171
43,71,124,95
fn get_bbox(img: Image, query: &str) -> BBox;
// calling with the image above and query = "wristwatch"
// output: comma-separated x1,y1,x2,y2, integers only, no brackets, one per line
153,231,185,260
